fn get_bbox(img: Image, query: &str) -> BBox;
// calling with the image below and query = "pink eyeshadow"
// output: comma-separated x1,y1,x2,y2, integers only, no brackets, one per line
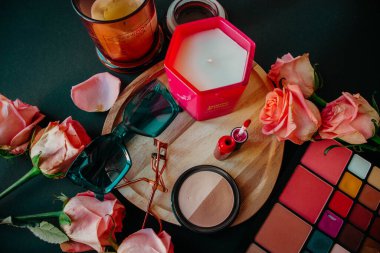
317,210,343,238
301,139,352,185
279,165,333,224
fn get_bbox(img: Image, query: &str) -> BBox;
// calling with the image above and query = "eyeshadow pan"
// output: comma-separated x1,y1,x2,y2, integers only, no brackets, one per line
359,184,380,211
361,238,380,253
330,244,349,253
306,230,333,253
318,210,343,238
255,203,312,253
347,154,371,179
370,217,380,241
338,223,364,252
368,166,380,190
300,139,352,185
279,165,333,224
328,191,353,218
338,172,362,198
348,204,373,231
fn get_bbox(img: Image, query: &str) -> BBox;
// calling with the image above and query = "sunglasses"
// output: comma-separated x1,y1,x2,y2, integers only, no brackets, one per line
66,80,180,199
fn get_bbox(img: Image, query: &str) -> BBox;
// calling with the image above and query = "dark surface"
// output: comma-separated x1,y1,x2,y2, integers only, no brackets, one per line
0,0,379,252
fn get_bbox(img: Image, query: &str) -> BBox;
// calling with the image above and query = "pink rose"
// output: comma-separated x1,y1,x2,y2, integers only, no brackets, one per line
319,92,380,144
60,191,126,252
260,84,321,144
0,94,45,155
30,116,91,177
268,53,316,98
118,228,174,253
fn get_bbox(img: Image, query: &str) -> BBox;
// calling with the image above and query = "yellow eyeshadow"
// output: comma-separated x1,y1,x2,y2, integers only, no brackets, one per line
339,172,362,198
368,166,380,191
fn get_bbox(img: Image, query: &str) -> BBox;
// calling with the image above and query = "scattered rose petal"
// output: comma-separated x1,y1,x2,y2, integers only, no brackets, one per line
71,72,120,112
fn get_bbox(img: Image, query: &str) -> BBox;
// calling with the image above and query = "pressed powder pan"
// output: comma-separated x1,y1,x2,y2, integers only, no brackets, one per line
171,165,240,233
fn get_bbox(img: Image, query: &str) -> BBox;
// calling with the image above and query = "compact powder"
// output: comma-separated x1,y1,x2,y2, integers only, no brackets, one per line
178,170,234,227
172,165,240,233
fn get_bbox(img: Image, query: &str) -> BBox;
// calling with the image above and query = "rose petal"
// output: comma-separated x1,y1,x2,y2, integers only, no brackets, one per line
118,229,172,253
0,95,27,145
10,113,45,149
61,117,91,148
71,72,120,112
13,99,41,124
30,123,68,173
60,241,94,253
158,231,174,253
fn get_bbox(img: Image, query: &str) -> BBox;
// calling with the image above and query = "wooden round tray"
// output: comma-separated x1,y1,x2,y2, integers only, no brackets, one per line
102,61,284,225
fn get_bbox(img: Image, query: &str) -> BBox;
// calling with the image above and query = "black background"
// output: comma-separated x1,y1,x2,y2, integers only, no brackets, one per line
0,0,379,252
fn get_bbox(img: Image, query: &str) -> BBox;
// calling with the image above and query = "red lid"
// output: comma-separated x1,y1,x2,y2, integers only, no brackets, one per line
218,136,236,154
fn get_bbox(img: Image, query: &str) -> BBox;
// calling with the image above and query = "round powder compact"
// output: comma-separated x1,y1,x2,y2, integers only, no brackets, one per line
172,165,240,233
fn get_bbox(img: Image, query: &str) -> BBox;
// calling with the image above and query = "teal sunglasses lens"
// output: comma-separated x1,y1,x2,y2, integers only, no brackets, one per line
67,135,131,194
124,80,180,137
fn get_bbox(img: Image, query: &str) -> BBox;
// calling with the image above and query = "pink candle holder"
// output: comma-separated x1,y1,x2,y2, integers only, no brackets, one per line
164,17,255,121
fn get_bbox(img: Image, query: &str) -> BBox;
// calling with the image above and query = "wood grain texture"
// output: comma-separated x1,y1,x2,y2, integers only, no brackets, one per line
102,61,284,226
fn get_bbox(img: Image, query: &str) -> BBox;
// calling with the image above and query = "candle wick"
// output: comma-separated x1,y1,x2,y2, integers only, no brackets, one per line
207,58,213,63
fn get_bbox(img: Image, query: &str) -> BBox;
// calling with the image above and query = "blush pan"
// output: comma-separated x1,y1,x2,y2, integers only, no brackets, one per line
279,165,332,224
171,165,240,233
301,139,352,185
255,203,312,253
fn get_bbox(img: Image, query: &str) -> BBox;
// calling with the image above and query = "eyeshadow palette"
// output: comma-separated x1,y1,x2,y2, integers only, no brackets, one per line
252,139,380,253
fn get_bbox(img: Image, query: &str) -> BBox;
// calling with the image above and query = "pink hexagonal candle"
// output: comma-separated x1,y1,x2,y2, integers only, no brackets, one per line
164,17,256,121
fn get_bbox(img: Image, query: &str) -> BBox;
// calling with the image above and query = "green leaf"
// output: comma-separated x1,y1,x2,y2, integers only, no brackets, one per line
0,150,20,159
313,63,324,90
31,154,41,168
372,92,379,114
59,213,71,226
372,119,379,133
27,221,69,244
55,193,70,208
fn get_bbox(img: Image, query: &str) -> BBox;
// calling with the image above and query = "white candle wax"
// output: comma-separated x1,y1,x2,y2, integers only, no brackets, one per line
173,28,248,91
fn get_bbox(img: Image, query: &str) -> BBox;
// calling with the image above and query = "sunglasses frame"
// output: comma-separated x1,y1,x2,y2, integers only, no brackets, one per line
66,80,180,198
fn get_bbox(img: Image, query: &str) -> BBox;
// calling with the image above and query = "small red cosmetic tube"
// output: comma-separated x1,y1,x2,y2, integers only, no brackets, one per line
214,135,236,160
